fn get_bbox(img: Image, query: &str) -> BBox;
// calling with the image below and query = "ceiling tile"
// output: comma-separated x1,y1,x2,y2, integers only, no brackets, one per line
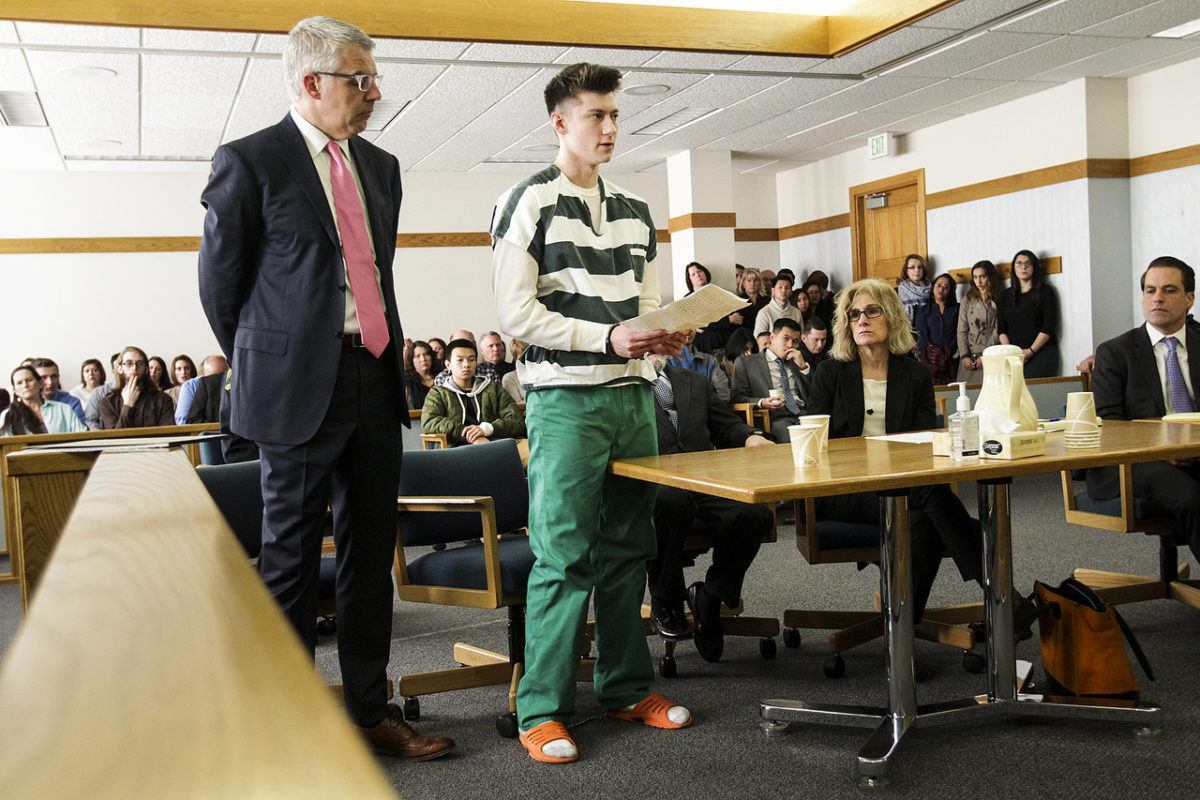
619,73,783,134
16,22,139,47
727,54,830,74
1029,36,1200,81
556,46,658,66
642,50,745,70
374,38,471,60
806,26,963,75
882,30,1059,79
0,22,17,43
0,49,34,91
960,34,1125,80
142,55,245,131
24,50,138,132
0,126,62,169
458,42,568,63
55,124,140,157
997,0,1149,34
254,34,287,53
141,127,224,157
1107,44,1200,78
918,79,1056,119
141,29,257,52
863,78,1010,117
912,0,1058,30
1077,0,1200,38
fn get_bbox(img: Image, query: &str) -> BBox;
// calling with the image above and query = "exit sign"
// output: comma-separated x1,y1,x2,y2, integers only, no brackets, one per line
868,132,896,159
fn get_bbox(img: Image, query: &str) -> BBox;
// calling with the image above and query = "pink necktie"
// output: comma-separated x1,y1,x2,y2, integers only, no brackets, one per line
325,140,389,357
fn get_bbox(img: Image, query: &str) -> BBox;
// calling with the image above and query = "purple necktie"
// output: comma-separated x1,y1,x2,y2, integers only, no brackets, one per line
326,140,389,358
1164,336,1194,413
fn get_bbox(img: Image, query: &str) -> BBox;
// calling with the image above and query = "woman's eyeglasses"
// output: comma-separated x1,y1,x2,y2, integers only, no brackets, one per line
846,305,884,323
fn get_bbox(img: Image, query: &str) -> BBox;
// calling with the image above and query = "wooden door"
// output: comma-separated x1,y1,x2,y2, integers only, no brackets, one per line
849,169,927,284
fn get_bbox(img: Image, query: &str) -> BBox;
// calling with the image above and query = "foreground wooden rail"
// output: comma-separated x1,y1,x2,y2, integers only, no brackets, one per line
0,449,396,799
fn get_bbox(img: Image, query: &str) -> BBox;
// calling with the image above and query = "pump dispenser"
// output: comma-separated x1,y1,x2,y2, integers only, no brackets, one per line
949,382,979,461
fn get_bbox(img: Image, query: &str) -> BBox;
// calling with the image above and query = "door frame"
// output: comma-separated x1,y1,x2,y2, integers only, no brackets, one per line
848,168,927,283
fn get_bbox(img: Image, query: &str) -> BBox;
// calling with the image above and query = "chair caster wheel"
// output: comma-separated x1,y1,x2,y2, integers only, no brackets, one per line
496,712,519,738
823,654,846,679
658,655,677,678
402,696,421,721
782,627,801,649
962,650,986,674
760,719,790,739
759,637,777,659
316,616,337,637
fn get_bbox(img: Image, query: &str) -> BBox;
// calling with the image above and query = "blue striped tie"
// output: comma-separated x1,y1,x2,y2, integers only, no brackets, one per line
777,358,801,415
1164,337,1194,414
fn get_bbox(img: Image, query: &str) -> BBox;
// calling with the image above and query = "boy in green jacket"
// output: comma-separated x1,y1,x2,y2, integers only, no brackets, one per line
420,338,525,445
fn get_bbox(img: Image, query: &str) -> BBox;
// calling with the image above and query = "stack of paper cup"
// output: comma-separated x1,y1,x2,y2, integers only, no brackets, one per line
798,414,830,452
788,424,822,468
1064,391,1100,448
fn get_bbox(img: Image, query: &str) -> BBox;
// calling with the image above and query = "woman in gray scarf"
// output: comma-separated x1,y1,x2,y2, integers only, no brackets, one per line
897,254,932,325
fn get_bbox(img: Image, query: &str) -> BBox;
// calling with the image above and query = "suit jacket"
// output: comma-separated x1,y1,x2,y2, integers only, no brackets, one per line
731,351,809,411
1087,322,1200,498
655,366,756,455
807,354,936,438
186,372,223,425
199,114,408,446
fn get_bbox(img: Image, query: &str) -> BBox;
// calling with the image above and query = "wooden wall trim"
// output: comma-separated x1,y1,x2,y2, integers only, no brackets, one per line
1129,143,1200,177
0,236,201,255
925,159,1127,211
946,255,1063,284
777,214,851,240
733,228,780,243
396,232,492,248
667,212,737,234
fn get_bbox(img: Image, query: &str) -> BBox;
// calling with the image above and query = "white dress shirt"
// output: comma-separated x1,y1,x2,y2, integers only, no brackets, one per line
1145,321,1194,413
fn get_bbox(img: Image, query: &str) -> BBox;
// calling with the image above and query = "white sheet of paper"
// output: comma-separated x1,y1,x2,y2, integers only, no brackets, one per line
624,284,750,334
865,432,935,444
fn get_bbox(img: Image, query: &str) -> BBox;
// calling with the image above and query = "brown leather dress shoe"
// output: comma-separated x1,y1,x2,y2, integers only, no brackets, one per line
359,708,456,761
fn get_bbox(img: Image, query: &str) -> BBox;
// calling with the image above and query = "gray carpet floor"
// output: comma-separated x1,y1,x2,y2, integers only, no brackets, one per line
2,473,1198,797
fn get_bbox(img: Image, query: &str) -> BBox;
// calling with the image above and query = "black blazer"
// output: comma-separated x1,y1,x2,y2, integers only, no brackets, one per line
807,354,937,438
186,372,223,424
655,366,757,456
199,114,408,445
1087,322,1200,498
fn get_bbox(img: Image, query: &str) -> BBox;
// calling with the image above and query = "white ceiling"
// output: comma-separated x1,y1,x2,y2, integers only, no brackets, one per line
0,0,1198,175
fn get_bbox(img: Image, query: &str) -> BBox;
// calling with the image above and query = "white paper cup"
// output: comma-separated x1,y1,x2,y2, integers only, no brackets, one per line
798,414,830,452
768,389,783,401
789,424,822,468
1065,392,1098,435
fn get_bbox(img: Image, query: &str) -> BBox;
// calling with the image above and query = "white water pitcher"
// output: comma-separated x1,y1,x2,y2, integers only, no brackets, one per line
973,344,1039,434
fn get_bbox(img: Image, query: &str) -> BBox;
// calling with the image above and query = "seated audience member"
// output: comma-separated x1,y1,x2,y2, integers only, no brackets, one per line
421,339,525,446
645,353,773,660
101,346,175,429
1088,256,1200,565
31,358,86,426
738,268,770,334
718,328,757,384
915,272,960,385
428,337,447,363
479,330,515,380
69,358,106,408
167,354,198,404
1,364,87,435
732,317,808,442
998,249,1060,378
667,332,731,402
957,260,1001,382
807,279,1040,629
804,270,835,325
755,331,771,352
796,318,829,374
186,355,231,425
753,268,802,336
734,263,745,294
501,339,528,403
433,329,477,387
84,352,122,430
404,340,443,409
897,254,932,325
792,285,812,325
760,268,776,288
0,389,8,417
174,354,225,425
148,356,172,392
686,261,738,353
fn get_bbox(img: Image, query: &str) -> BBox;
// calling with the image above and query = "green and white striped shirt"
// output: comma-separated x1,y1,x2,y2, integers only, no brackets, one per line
491,164,661,389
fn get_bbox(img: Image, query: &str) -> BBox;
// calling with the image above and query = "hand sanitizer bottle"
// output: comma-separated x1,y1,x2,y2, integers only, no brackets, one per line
949,382,979,461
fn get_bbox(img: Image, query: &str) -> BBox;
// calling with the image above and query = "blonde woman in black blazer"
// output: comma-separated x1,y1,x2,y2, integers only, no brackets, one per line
808,279,984,623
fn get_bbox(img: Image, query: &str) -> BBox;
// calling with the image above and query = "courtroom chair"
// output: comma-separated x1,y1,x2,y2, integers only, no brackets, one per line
781,498,983,678
197,431,226,466
393,439,591,737
1060,465,1200,611
195,460,338,635
420,432,449,449
731,402,770,432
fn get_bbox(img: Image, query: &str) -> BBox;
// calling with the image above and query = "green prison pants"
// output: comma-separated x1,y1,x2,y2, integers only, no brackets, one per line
517,383,659,729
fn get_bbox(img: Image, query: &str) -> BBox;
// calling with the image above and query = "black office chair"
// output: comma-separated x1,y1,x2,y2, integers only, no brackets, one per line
393,439,593,737
196,460,338,634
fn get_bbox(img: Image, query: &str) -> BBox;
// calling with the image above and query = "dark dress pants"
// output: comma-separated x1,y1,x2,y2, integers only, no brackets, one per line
1021,342,1060,378
1133,460,1200,562
257,344,404,727
649,485,771,608
815,484,982,622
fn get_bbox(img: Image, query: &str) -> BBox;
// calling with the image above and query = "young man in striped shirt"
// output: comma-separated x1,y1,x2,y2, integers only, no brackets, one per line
491,63,691,764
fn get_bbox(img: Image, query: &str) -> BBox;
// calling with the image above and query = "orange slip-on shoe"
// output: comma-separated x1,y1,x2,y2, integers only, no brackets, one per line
607,692,693,729
519,720,578,764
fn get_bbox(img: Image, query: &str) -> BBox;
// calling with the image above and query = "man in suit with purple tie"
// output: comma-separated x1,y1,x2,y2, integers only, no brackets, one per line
199,16,453,760
1089,255,1200,565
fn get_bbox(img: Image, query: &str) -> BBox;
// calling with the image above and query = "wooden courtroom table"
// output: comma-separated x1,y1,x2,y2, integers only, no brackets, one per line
612,419,1200,786
0,449,396,799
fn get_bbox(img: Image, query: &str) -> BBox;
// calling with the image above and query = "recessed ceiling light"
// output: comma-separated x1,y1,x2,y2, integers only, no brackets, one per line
624,83,671,96
1152,17,1200,38
521,143,560,153
57,66,119,81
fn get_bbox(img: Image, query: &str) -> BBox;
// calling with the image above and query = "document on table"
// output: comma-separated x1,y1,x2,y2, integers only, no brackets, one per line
866,432,935,444
624,284,750,334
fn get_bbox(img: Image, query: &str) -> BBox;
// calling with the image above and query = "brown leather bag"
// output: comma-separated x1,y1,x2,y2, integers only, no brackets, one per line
1034,578,1154,699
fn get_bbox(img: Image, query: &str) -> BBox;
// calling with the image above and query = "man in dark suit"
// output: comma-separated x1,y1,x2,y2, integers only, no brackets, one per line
198,16,452,759
1088,256,1200,563
731,317,809,441
185,355,228,425
647,357,773,662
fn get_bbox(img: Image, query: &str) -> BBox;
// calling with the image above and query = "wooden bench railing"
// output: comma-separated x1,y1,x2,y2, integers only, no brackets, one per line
0,449,396,798
0,423,219,584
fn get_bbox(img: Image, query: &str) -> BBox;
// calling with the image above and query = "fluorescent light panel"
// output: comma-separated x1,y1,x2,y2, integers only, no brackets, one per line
0,92,47,126
568,0,852,14
1152,18,1200,38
